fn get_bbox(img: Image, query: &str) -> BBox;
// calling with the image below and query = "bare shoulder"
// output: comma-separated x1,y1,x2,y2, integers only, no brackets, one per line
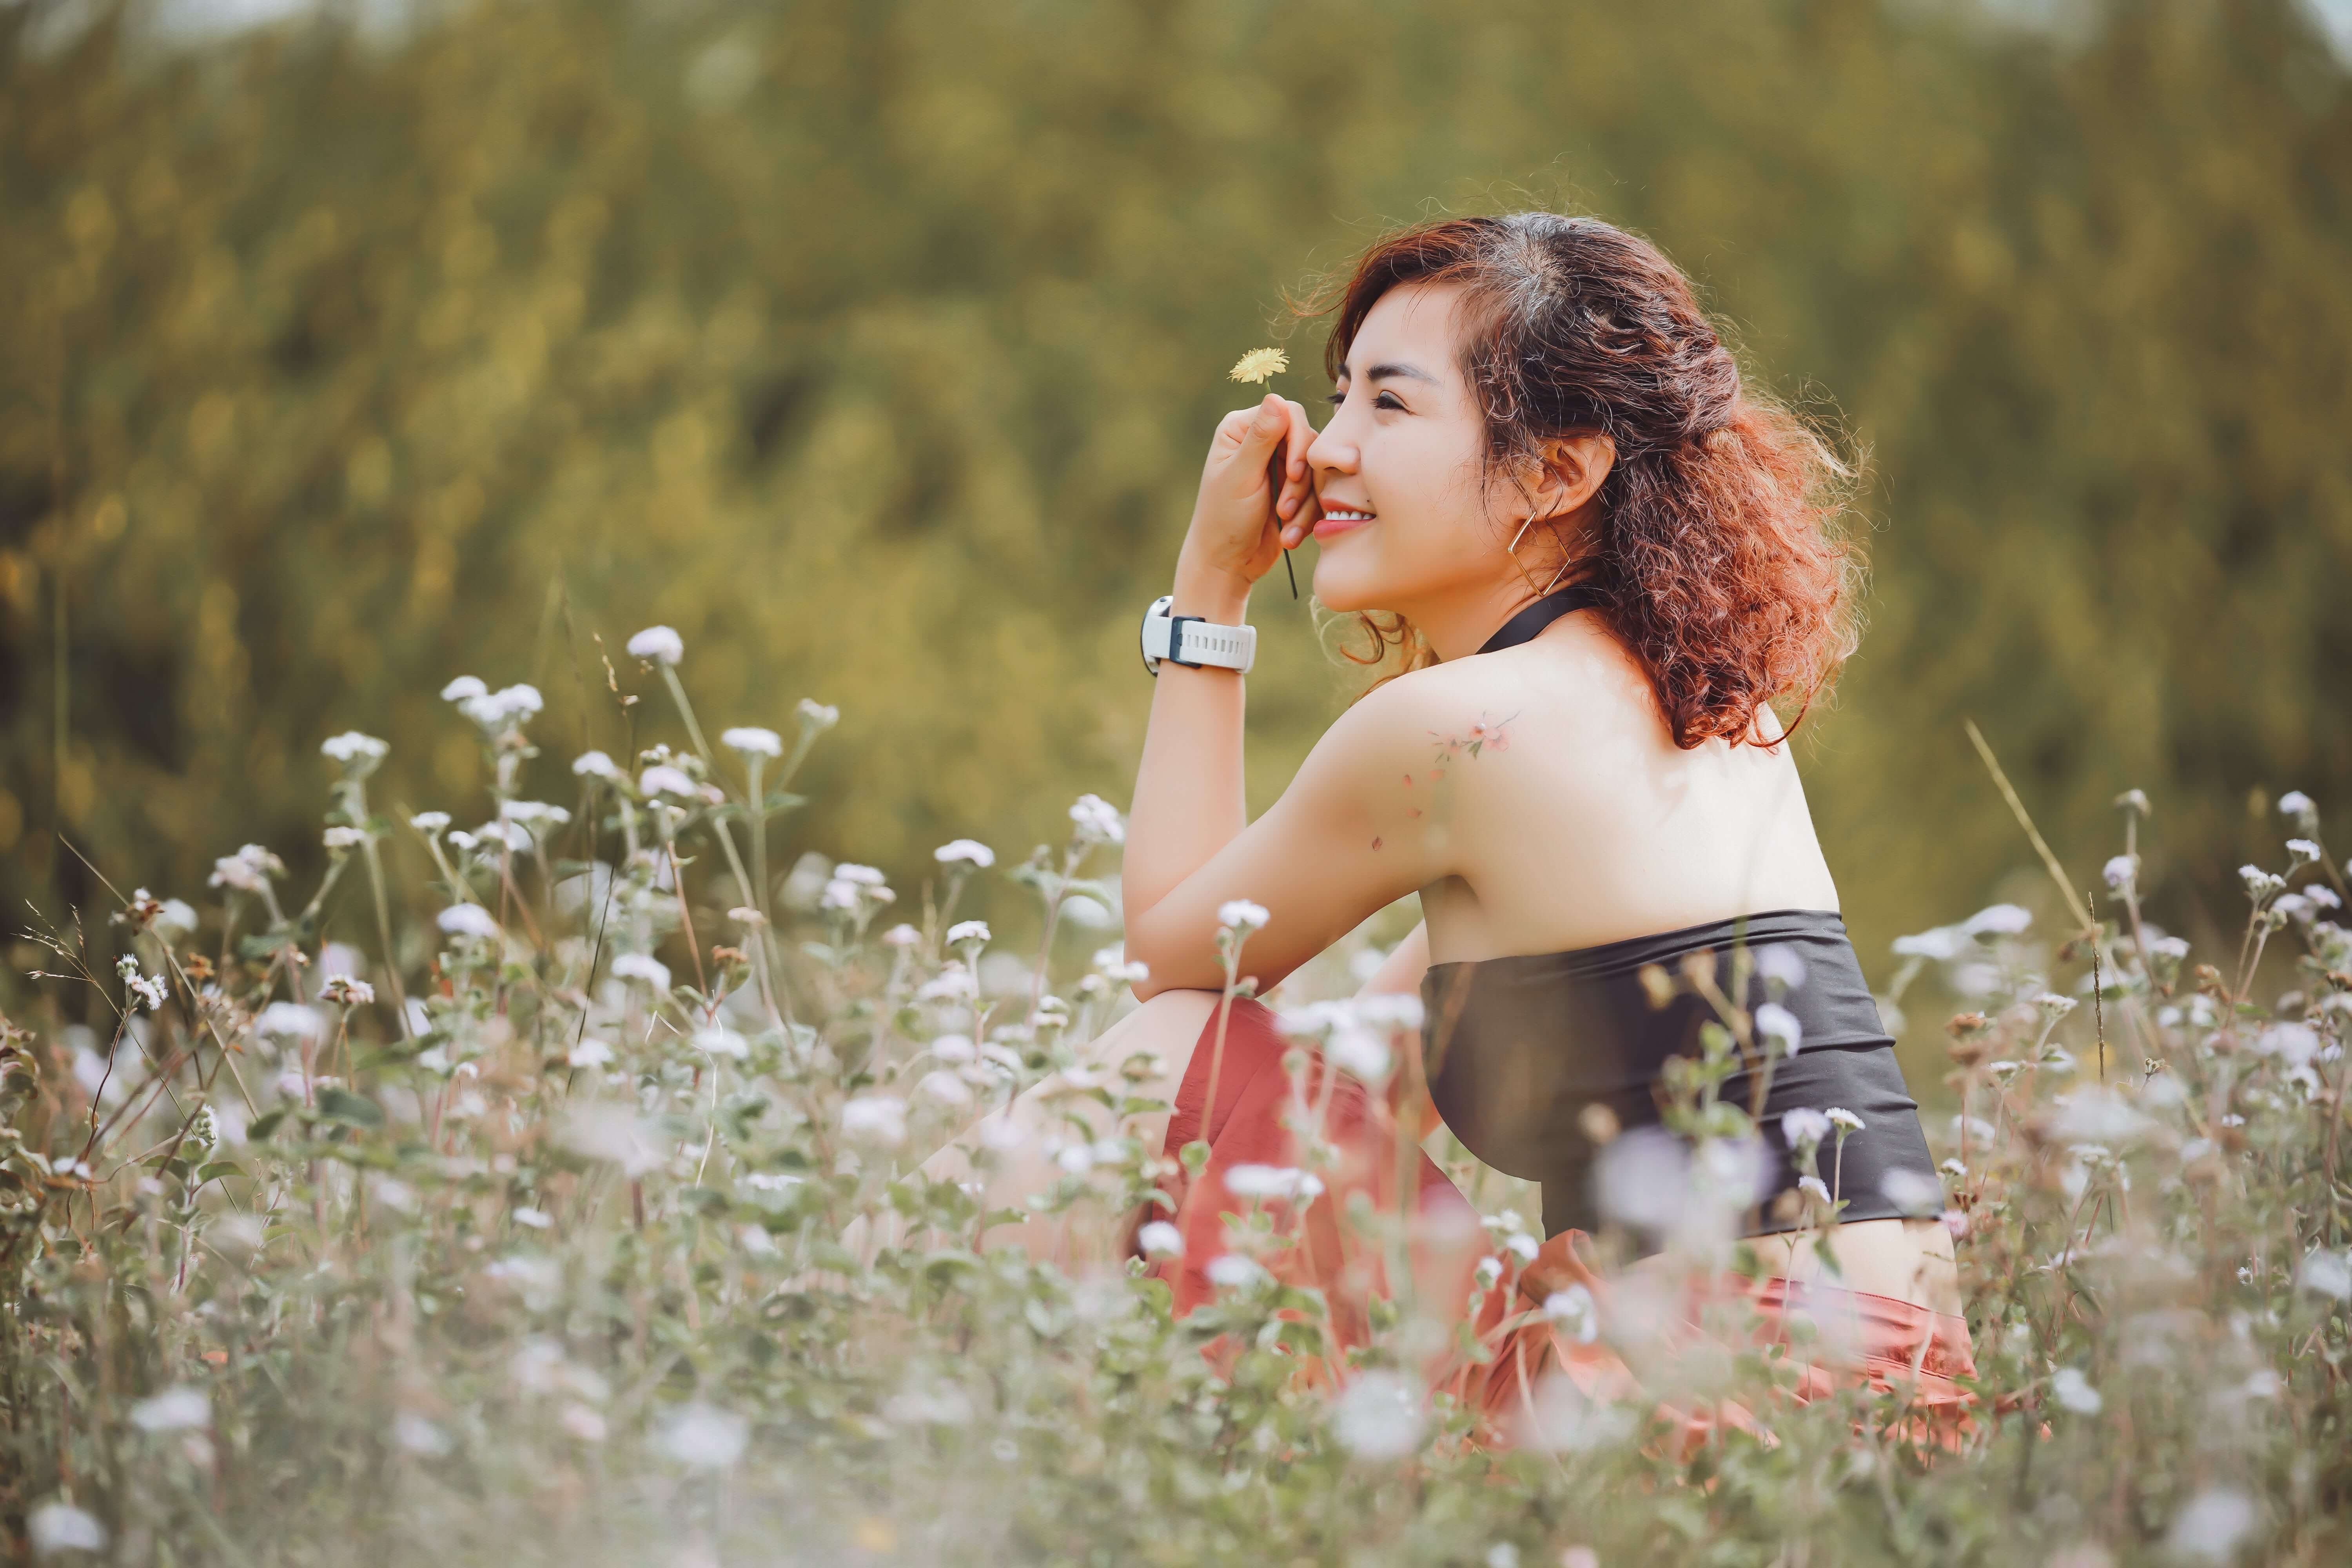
1333,633,1636,753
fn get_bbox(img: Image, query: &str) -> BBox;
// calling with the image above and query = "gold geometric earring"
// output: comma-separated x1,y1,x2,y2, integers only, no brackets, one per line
1505,514,1575,597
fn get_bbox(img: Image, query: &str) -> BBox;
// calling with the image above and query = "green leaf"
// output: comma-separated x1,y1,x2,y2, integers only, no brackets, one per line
315,1087,384,1128
248,1109,287,1142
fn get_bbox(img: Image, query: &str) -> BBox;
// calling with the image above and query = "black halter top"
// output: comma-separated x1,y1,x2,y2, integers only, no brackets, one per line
1417,587,1941,1240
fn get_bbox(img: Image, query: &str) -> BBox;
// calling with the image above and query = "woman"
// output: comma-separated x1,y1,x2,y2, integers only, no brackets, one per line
915,212,1970,1439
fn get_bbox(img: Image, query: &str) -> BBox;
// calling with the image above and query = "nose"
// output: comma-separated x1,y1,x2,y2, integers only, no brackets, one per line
1307,408,1356,481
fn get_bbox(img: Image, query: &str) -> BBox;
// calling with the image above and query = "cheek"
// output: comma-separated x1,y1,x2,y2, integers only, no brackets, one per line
1370,440,1490,566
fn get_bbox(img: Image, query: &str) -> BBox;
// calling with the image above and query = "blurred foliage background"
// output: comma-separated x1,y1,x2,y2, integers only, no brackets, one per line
4,0,2350,993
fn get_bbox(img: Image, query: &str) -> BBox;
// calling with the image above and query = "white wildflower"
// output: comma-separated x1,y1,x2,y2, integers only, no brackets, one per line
946,920,991,947
1782,1109,1831,1150
1330,1370,1426,1461
557,1105,666,1176
567,1038,614,1069
472,818,533,853
2278,789,2316,826
796,698,839,731
934,838,996,868
2297,1249,2352,1300
1962,903,2033,936
571,750,619,779
692,1026,748,1060
27,1501,107,1557
393,1413,451,1456
2102,854,2138,891
1137,1220,1184,1259
841,1095,908,1146
721,726,783,758
560,1403,608,1443
1540,1284,1599,1344
439,675,488,702
2166,1488,2256,1563
410,811,451,834
2240,864,2284,903
1798,1174,1833,1205
1356,992,1425,1031
207,844,283,892
656,1403,747,1470
2050,1367,2102,1416
151,897,198,938
436,904,501,943
1824,1107,1865,1133
129,1386,211,1432
608,953,671,991
1069,793,1126,847
1206,1254,1266,1289
2286,838,2322,866
322,826,367,851
639,764,699,799
1755,943,1808,991
117,958,167,1013
1328,1022,1393,1083
1217,899,1270,933
1223,1164,1323,1201
255,1002,326,1041
457,684,543,731
834,864,886,885
1093,944,1149,984
1754,1001,1802,1054
916,967,978,1002
930,1033,977,1062
917,1070,973,1107
2034,993,2079,1020
1879,1167,1944,1216
1891,925,1967,961
319,731,389,771
880,923,921,948
626,626,685,666
320,975,374,1007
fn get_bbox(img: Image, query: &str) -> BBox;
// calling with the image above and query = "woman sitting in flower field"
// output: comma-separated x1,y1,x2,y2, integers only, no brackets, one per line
911,214,1971,1441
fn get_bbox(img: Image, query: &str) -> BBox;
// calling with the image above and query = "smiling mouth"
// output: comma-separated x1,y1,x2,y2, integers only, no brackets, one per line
1314,507,1376,538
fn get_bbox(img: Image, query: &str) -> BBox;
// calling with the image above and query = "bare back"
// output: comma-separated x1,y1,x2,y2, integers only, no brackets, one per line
1394,612,1840,965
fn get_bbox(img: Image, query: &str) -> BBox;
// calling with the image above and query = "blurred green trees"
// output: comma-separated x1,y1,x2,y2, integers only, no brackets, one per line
3,0,2349,980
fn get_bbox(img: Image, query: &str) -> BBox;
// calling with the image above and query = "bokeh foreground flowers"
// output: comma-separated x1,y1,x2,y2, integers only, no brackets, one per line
4,641,2351,1565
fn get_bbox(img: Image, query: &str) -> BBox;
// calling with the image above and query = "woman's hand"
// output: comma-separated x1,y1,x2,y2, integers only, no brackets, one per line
1176,393,1319,608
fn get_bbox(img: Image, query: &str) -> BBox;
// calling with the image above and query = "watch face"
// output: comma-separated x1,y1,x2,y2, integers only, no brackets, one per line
1140,596,1171,675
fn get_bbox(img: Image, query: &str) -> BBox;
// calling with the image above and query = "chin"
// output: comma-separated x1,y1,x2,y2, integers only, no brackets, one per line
1308,550,1394,615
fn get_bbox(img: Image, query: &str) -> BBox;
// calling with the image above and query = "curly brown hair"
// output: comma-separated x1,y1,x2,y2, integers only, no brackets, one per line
1314,214,1861,748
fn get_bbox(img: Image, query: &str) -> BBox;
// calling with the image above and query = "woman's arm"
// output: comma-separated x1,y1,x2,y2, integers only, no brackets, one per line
1119,394,1464,999
1121,395,1317,921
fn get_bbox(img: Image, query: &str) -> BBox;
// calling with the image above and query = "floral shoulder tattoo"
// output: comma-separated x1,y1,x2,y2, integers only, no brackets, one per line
1379,712,1519,848
1427,710,1518,765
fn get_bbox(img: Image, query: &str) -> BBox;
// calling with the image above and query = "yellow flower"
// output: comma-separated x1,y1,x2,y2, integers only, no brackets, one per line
1228,347,1289,386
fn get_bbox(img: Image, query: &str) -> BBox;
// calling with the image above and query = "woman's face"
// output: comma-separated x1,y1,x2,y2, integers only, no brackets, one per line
1305,281,1512,615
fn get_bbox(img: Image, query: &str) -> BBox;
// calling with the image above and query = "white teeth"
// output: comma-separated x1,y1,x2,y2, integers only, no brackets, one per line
1323,509,1373,521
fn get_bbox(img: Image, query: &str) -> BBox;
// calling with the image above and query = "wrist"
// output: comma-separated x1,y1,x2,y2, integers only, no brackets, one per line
1171,557,1252,623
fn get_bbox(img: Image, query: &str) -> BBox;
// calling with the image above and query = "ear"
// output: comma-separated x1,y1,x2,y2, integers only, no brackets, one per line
1525,433,1617,524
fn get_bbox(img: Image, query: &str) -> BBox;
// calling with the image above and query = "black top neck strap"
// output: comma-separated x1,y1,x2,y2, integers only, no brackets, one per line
1474,584,1608,656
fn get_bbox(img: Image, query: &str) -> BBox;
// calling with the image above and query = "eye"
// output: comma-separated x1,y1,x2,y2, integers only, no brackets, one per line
1374,391,1406,411
1324,391,1346,407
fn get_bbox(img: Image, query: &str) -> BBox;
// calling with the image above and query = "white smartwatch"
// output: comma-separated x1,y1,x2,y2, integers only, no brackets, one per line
1139,594,1256,676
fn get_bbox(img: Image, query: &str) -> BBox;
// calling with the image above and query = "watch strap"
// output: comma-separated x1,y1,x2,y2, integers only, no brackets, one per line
1140,595,1256,674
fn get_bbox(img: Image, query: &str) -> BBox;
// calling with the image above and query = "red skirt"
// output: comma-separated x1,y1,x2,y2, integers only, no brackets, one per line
1136,997,1978,1448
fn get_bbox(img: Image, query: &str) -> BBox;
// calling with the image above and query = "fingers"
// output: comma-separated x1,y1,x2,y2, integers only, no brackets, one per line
1234,392,1289,463
1272,398,1318,529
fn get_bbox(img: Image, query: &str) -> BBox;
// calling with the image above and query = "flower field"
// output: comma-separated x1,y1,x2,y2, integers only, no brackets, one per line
4,640,2350,1566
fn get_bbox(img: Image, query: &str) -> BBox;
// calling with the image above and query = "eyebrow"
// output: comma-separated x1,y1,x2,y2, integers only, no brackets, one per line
1339,360,1441,385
